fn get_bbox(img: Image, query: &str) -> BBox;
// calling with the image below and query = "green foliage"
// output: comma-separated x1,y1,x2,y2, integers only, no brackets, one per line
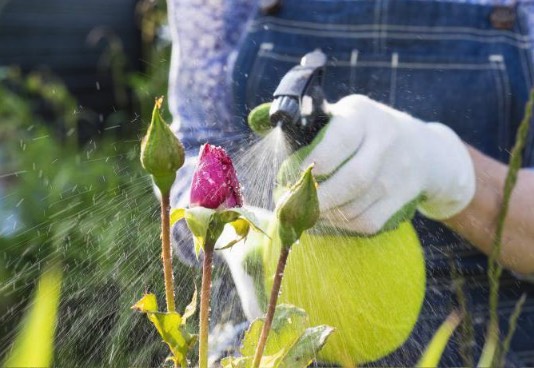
3,265,62,368
0,23,194,368
132,293,198,367
417,311,461,367
484,89,534,367
0,113,190,366
221,305,334,368
500,294,526,366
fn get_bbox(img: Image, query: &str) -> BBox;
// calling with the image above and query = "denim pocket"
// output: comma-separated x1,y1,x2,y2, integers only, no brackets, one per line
391,53,511,160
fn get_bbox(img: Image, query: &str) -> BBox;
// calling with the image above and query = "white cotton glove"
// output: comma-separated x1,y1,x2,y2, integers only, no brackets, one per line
301,94,476,235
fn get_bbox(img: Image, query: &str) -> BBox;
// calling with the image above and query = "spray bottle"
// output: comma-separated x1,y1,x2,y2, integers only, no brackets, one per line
247,50,426,366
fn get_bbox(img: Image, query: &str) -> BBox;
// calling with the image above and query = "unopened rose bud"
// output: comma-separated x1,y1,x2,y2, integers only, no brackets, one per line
140,97,185,194
276,165,319,247
190,144,243,209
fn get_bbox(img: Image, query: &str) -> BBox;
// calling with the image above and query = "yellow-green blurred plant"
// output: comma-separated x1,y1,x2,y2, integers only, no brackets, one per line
3,265,62,368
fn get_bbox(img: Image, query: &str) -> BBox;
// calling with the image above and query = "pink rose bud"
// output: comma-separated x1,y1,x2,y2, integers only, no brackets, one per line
190,144,243,209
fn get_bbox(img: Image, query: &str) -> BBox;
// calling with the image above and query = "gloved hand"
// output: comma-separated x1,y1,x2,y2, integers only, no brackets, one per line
299,94,476,235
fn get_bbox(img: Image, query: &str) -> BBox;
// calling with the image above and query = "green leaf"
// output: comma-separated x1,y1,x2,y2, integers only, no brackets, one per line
184,207,216,256
170,208,185,227
131,293,158,313
277,325,334,367
223,207,269,237
3,265,62,368
214,208,271,251
241,305,308,357
417,311,462,368
146,312,189,366
132,294,196,367
231,218,250,237
223,305,334,368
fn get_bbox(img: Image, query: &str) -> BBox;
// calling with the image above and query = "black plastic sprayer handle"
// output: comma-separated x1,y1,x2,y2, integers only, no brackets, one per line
269,49,330,149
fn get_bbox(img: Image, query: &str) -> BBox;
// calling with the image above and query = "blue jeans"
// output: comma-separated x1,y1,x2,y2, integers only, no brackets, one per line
232,1,534,366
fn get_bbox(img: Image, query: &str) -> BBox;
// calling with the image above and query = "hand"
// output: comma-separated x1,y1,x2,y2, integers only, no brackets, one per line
301,95,475,235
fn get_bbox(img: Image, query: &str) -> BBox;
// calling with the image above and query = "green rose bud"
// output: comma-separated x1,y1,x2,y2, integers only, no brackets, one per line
275,164,319,247
248,102,272,137
141,97,185,194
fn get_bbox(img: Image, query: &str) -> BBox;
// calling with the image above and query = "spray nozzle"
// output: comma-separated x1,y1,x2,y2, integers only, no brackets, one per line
269,49,329,149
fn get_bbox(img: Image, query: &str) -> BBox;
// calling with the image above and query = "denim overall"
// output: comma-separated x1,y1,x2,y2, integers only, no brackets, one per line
232,1,534,366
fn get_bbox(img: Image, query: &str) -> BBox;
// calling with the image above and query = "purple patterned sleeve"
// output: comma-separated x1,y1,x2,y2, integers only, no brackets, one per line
167,0,258,149
166,0,257,266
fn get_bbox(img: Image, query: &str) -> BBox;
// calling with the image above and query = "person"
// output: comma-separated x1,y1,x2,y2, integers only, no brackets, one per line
167,0,534,366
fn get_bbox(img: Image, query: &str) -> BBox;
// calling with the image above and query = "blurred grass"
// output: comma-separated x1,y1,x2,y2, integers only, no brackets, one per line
3,265,62,368
0,1,196,366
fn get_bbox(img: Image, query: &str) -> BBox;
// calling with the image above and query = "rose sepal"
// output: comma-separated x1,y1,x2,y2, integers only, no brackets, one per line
171,206,268,256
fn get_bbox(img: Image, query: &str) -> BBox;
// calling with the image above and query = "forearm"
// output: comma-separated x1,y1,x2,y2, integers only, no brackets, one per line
444,145,534,275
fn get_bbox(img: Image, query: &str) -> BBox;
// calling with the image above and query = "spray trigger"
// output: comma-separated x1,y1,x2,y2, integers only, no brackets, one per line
269,49,329,148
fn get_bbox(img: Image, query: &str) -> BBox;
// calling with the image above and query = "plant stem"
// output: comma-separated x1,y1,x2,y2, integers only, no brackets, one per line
199,242,214,368
500,293,526,366
252,245,290,368
161,193,176,312
486,89,534,366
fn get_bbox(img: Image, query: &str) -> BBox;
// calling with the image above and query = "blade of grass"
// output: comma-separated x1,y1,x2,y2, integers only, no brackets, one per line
417,311,462,368
450,257,475,367
486,89,534,367
478,323,499,368
3,264,62,368
500,293,526,366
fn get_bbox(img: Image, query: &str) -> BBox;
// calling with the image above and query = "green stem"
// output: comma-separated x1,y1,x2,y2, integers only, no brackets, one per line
450,257,474,367
500,294,526,366
199,241,215,368
161,193,175,312
486,89,534,366
252,245,290,368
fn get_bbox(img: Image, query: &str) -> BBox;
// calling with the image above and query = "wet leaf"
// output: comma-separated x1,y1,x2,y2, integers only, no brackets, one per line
241,305,308,357
131,293,158,313
224,207,269,237
279,325,334,367
231,218,250,237
146,312,189,366
132,295,197,367
222,304,333,368
213,209,270,251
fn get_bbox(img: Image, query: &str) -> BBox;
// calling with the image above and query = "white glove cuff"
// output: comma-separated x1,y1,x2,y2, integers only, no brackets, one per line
417,123,476,220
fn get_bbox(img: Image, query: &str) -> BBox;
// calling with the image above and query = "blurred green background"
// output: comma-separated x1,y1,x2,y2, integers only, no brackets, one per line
0,1,199,366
